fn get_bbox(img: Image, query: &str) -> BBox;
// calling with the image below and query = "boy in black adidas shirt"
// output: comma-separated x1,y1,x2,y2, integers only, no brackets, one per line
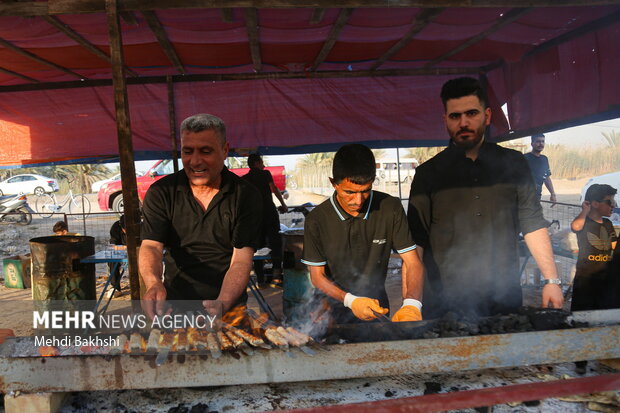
570,184,618,311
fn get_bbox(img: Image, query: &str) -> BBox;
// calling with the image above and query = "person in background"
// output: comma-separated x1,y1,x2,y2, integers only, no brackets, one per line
524,133,557,205
139,114,262,319
408,77,564,319
302,144,425,324
52,220,69,235
107,214,127,296
242,153,288,288
52,220,78,235
570,184,617,312
570,183,617,374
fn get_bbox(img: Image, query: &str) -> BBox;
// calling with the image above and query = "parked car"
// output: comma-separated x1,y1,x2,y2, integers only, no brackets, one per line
97,159,287,213
374,158,419,185
0,174,59,196
580,171,620,205
91,172,142,193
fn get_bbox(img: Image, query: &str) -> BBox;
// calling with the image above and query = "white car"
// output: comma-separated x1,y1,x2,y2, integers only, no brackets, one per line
0,174,59,196
91,172,141,193
580,171,620,204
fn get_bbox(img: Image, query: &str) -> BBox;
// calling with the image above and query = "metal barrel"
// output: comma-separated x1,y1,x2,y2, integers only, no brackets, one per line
29,235,96,305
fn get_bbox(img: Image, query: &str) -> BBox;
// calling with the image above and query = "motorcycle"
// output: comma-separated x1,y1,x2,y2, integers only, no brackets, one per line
0,193,34,225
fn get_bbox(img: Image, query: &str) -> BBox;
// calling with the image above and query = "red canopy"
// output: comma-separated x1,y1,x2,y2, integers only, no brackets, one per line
0,3,618,166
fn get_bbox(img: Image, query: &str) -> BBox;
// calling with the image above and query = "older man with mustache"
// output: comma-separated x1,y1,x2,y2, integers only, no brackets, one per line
139,114,262,319
407,77,563,319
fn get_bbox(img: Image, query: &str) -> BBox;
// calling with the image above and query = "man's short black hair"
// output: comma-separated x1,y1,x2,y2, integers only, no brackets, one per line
52,221,68,233
531,133,545,142
332,144,376,185
585,184,617,202
440,77,488,110
247,153,262,168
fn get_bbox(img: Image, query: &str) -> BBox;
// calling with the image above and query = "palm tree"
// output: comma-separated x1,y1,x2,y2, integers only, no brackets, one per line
372,149,386,160
296,152,335,169
56,164,110,194
601,130,620,148
227,157,248,169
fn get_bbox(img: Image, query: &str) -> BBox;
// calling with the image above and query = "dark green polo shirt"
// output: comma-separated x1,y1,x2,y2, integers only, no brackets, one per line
302,190,416,309
141,167,262,301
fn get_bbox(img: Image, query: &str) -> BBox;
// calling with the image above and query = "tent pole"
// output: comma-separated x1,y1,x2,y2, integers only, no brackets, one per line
167,75,179,173
106,0,141,301
396,147,402,200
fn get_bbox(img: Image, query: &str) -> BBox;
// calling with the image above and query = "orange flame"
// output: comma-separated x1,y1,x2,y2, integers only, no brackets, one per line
38,346,59,357
222,305,248,326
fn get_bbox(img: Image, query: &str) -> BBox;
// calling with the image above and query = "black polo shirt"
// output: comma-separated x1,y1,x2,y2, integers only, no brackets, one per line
408,141,547,318
302,190,416,310
141,167,262,301
524,153,551,197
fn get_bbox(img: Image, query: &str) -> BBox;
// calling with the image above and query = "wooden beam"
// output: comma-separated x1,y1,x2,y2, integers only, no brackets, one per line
524,8,620,60
142,10,185,74
105,0,141,302
167,75,180,173
0,37,85,79
41,15,138,77
0,66,481,93
2,2,620,17
371,8,443,71
424,8,532,68
220,8,234,22
310,8,325,24
2,1,620,17
120,10,138,25
311,8,353,71
0,66,39,83
245,8,261,72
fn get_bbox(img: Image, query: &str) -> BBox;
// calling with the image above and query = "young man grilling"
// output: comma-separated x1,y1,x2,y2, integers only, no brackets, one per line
302,144,424,324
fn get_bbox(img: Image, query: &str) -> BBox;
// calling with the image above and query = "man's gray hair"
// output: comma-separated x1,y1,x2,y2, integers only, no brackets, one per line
180,114,226,144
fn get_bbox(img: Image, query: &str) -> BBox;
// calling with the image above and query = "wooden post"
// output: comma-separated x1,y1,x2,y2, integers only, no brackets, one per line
105,0,141,301
167,75,179,173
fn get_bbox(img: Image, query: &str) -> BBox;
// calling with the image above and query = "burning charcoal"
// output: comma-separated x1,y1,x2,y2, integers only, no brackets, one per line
384,390,395,397
424,381,442,395
146,329,161,352
423,331,439,339
189,403,210,413
168,404,189,413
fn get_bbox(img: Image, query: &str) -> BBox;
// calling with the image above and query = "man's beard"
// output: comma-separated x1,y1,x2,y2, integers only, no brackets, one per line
451,126,484,150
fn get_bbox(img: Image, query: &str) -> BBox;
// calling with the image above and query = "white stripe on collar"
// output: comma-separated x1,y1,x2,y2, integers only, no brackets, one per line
330,193,346,221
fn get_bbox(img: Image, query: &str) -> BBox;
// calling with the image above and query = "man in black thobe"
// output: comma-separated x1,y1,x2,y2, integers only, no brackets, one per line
407,77,564,318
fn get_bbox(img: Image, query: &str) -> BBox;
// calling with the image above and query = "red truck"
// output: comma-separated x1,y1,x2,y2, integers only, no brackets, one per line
97,159,287,212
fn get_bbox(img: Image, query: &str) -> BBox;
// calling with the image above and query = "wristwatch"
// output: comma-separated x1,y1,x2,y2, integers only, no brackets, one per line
542,278,562,286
